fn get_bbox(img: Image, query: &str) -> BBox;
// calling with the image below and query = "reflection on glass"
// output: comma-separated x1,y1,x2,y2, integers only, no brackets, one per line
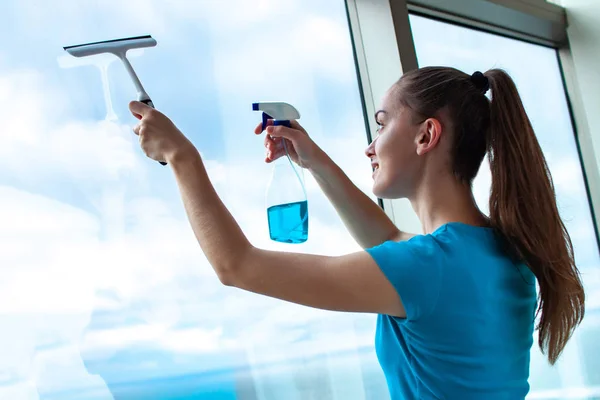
409,14,600,400
0,1,385,398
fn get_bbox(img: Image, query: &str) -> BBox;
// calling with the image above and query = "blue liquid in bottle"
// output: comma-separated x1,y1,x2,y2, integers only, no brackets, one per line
267,200,308,244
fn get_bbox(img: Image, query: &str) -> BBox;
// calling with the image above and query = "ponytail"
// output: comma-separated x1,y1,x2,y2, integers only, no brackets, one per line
485,69,585,364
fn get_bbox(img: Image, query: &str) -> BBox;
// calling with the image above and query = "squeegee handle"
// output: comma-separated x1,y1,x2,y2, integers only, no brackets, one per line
139,98,167,166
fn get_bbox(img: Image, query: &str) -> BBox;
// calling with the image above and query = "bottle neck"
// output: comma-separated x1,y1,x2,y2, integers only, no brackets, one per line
267,154,307,204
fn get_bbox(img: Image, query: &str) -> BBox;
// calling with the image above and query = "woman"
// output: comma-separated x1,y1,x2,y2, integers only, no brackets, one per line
129,67,585,399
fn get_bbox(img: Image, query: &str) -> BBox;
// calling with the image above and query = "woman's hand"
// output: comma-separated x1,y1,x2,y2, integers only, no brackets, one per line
129,101,197,164
255,120,324,170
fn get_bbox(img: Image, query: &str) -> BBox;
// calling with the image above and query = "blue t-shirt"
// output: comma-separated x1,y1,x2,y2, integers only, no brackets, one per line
366,222,537,400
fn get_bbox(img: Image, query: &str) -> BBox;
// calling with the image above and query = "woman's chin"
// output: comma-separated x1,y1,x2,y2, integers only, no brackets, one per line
373,179,405,200
372,181,388,199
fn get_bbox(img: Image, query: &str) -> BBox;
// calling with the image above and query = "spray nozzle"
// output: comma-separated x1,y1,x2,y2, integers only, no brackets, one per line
253,102,300,130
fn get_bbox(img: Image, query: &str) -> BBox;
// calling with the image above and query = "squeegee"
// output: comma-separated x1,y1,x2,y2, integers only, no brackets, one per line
63,35,166,165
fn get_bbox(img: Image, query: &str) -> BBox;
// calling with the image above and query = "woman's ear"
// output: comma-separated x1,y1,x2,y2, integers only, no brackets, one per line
416,117,443,156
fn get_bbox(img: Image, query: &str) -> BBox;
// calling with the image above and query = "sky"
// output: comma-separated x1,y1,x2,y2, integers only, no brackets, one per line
0,1,599,399
0,1,383,399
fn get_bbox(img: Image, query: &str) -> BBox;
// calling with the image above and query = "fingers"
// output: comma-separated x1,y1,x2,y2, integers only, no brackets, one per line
266,125,298,141
254,119,304,135
264,128,287,148
256,120,302,146
264,132,274,148
288,120,307,134
265,126,301,157
254,119,274,135
255,120,305,164
265,135,284,153
129,101,152,119
266,147,286,163
261,120,277,148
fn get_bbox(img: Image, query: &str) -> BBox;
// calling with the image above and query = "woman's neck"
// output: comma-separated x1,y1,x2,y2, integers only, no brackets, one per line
409,174,488,235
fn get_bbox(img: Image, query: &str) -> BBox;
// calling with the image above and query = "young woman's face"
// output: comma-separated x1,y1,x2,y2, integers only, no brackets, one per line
365,87,427,199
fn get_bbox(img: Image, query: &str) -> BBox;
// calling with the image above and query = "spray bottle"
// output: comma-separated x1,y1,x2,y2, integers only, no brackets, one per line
253,102,308,244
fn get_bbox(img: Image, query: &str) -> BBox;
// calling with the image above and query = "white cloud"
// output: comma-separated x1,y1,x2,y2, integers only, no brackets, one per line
0,186,100,314
210,13,355,97
161,327,228,353
0,382,39,400
30,344,114,399
0,71,46,146
0,69,145,185
82,324,167,354
549,157,588,197
166,0,299,34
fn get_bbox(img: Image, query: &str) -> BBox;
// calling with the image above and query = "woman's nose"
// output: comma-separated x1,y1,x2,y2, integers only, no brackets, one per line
365,137,377,158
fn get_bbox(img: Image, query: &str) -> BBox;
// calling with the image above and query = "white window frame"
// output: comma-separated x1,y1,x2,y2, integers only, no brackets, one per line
345,0,422,234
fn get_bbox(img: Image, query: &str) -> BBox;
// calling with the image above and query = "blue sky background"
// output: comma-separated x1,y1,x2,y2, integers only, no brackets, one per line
0,1,599,399
0,1,381,399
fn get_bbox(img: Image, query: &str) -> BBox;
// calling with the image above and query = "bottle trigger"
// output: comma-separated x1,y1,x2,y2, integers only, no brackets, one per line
273,120,291,128
262,112,273,131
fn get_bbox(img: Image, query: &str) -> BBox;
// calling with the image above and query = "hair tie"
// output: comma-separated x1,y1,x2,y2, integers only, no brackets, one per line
471,71,490,94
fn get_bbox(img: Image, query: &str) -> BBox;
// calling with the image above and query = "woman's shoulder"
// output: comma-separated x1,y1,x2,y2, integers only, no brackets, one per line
387,222,496,252
431,221,496,238
369,222,507,267
368,232,444,265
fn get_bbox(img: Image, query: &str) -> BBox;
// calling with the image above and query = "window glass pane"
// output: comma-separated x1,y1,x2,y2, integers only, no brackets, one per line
0,1,386,398
410,14,600,399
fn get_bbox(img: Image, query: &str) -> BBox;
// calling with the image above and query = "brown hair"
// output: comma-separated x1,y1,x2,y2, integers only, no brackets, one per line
396,66,585,364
